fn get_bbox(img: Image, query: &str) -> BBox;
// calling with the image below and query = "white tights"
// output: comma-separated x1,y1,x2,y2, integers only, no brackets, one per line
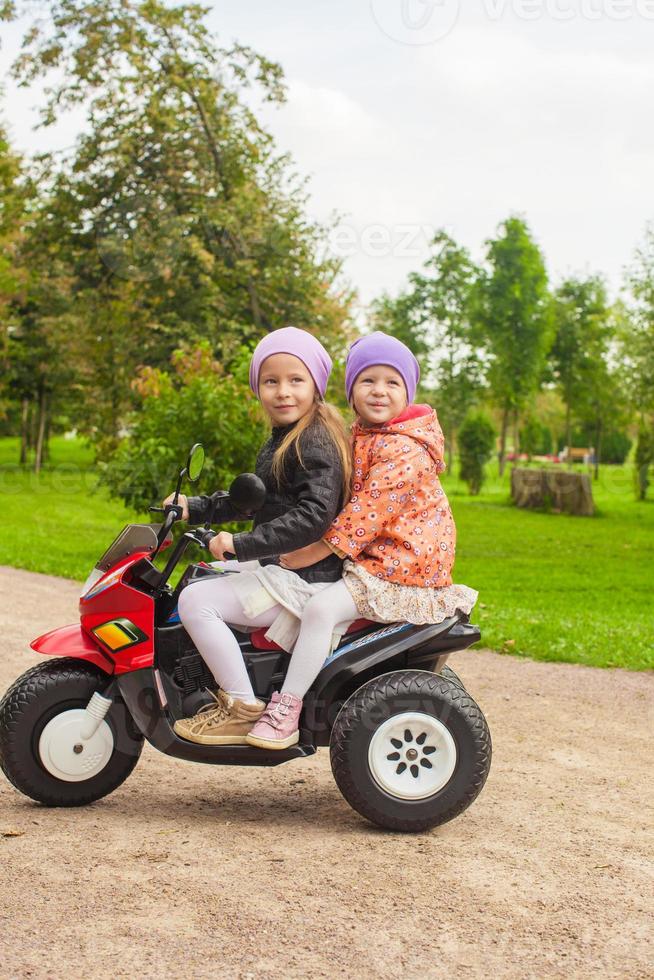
177,570,358,703
282,579,358,696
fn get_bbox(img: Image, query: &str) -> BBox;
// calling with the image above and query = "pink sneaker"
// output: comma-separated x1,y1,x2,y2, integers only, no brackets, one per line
245,691,303,750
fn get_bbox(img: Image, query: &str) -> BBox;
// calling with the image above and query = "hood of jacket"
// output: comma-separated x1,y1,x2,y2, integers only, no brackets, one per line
352,404,445,471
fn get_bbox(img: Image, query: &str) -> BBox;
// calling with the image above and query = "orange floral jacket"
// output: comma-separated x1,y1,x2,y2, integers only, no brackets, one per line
324,405,456,588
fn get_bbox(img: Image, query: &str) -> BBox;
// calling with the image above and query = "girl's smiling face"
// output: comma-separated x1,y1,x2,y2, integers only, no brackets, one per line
258,353,316,426
351,364,408,426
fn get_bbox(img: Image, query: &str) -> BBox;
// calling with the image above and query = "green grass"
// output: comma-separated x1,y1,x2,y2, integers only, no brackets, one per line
442,461,653,671
0,436,144,581
1,437,652,671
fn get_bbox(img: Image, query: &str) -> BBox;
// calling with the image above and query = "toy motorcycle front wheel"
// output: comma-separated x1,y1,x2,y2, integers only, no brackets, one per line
329,670,491,833
0,658,143,807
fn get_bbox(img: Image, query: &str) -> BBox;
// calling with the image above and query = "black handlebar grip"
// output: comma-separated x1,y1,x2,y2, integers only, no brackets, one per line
197,528,216,548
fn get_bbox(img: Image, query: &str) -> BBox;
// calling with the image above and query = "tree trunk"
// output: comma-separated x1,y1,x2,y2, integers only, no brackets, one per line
511,467,594,516
513,409,520,466
34,389,48,474
43,409,52,464
498,406,509,476
19,398,30,465
565,403,572,470
29,399,37,451
594,415,602,481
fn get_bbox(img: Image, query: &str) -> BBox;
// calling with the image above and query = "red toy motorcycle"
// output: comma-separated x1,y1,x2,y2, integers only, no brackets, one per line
0,445,491,832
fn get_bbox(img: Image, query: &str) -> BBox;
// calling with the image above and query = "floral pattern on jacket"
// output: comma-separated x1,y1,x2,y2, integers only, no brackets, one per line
324,405,455,588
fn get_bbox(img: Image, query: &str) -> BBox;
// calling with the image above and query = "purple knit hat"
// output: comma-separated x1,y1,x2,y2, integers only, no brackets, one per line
345,332,420,402
249,327,332,398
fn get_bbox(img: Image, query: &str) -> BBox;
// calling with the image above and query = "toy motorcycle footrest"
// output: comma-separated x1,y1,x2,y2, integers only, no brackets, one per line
249,618,376,652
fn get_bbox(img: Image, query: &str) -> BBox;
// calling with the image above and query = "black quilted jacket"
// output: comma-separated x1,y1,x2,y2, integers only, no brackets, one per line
187,420,345,583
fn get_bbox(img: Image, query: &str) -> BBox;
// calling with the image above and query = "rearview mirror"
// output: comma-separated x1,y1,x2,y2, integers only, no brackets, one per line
187,444,205,483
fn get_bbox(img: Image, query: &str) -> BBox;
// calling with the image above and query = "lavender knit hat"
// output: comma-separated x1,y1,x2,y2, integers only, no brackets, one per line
345,332,420,403
249,327,332,398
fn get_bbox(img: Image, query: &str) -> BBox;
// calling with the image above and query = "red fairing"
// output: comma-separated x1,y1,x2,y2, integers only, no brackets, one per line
30,624,115,674
78,551,156,674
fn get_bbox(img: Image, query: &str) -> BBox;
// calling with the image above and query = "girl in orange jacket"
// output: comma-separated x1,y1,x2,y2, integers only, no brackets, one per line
246,332,477,750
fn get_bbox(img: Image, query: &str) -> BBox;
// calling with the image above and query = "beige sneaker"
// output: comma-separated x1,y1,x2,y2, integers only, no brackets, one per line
173,689,265,745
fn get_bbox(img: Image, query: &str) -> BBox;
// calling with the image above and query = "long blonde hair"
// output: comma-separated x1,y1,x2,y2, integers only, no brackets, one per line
271,398,352,503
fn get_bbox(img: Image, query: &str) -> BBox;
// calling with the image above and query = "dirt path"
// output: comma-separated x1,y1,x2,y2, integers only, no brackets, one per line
0,565,652,979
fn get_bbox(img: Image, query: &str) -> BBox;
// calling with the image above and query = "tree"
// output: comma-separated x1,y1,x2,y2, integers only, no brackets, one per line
371,231,483,470
99,342,266,512
519,414,548,460
576,356,626,481
476,217,552,475
0,121,30,444
458,412,496,495
620,225,654,497
3,0,352,452
634,424,654,501
549,275,611,461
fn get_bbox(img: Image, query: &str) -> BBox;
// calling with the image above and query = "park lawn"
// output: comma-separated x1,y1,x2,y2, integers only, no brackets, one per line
1,437,652,671
0,437,145,581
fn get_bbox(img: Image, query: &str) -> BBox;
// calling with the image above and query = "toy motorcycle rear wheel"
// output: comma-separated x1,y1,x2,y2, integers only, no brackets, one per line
0,658,143,807
330,670,491,833
439,664,465,690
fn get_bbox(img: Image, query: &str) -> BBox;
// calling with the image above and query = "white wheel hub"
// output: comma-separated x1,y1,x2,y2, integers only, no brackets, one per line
368,711,457,800
38,709,114,782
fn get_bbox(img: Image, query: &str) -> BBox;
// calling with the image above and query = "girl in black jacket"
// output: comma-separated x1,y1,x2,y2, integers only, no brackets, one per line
166,327,351,746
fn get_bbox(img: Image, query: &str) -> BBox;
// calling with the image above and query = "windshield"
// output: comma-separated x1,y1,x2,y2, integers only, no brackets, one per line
95,524,161,572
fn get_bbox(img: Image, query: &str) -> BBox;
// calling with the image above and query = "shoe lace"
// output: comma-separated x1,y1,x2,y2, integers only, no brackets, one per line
189,691,230,731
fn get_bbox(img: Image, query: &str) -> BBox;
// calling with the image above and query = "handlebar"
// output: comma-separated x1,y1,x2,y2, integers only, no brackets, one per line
150,503,185,520
195,527,216,548
148,473,262,590
188,527,235,560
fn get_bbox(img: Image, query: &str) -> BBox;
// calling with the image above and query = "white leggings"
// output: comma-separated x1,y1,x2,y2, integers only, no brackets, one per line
177,569,358,703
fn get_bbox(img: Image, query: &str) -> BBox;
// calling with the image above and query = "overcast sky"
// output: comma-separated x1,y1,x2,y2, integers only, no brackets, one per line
2,0,653,308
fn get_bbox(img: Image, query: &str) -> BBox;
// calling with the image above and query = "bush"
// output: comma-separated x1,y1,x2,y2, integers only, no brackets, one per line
99,344,266,512
634,424,654,501
599,430,631,465
458,412,496,495
520,415,552,457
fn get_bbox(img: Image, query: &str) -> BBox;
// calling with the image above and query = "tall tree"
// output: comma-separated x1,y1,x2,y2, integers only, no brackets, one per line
549,274,611,462
3,0,352,451
622,226,654,417
476,217,552,474
620,225,654,497
0,121,29,436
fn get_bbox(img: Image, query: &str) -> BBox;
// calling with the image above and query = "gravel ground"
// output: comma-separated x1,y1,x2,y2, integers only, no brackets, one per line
0,565,652,979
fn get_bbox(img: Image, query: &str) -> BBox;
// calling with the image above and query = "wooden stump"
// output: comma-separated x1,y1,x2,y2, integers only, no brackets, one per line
511,468,594,516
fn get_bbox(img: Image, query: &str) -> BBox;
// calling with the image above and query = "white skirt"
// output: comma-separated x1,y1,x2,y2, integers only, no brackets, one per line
226,562,336,652
342,561,478,624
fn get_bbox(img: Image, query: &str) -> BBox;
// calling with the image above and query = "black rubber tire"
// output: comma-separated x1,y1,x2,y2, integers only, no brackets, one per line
0,658,144,807
330,670,491,833
439,664,465,690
